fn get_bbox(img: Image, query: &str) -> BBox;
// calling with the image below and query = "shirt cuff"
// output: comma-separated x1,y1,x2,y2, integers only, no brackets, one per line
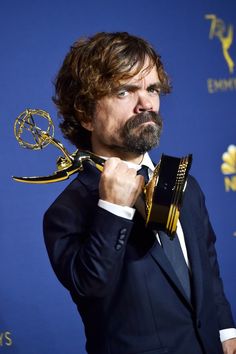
220,328,236,342
98,199,135,220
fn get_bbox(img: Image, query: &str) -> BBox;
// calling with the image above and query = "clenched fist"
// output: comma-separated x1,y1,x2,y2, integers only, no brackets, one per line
99,158,144,207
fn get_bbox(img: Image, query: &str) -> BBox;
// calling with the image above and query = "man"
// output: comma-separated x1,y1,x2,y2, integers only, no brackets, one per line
43,32,236,354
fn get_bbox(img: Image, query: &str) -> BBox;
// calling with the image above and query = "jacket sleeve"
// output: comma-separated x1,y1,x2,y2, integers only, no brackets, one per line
189,176,235,330
43,180,134,298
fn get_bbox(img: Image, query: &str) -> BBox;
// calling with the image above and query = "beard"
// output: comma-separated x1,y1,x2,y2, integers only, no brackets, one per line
118,111,163,155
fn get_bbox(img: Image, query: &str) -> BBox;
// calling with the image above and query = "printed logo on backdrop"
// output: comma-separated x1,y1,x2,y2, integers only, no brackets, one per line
0,331,12,347
221,145,236,191
221,145,236,237
205,14,236,93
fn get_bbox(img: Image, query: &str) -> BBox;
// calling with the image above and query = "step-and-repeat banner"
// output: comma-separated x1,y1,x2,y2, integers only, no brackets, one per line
1,0,235,353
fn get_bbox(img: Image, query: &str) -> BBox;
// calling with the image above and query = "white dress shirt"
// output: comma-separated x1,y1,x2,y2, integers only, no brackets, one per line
97,153,236,342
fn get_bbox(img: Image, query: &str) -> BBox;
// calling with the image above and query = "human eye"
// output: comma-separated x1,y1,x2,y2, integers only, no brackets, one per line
148,85,161,95
117,89,129,98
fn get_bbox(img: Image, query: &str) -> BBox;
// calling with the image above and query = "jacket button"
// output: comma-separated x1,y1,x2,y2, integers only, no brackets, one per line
119,233,126,240
115,244,122,251
119,228,127,240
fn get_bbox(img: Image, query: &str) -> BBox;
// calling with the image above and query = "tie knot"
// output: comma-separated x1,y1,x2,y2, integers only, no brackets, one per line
137,165,149,183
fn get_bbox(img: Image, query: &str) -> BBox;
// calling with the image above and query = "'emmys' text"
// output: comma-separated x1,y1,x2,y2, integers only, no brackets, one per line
0,332,12,347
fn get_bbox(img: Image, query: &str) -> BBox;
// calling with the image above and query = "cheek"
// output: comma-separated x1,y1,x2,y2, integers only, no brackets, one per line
95,100,133,134
94,116,117,138
153,96,160,111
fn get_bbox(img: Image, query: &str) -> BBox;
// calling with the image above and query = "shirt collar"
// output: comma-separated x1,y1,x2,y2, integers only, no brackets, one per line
100,152,155,173
125,152,155,172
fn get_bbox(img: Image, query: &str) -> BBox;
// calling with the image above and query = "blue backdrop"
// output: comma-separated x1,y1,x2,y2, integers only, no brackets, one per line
1,0,236,353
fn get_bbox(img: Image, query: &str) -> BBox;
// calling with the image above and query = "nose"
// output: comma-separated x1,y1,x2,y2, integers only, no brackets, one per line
134,92,154,113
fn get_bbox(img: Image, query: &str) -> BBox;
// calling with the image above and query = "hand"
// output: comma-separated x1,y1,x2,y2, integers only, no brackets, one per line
222,338,236,354
99,158,144,207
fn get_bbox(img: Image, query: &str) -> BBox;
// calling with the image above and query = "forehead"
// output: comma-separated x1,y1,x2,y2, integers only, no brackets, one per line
120,60,160,85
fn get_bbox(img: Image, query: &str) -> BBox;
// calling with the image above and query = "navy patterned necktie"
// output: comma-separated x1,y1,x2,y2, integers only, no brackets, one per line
158,230,191,301
137,165,149,184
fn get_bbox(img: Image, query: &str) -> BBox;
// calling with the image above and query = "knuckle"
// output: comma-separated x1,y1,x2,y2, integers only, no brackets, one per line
104,157,119,167
108,157,121,164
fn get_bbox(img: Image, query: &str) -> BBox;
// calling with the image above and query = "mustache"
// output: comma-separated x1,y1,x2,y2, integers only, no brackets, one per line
124,111,163,131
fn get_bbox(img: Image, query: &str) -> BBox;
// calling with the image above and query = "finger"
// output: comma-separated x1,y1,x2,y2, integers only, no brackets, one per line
135,175,145,192
136,174,145,187
126,166,138,178
103,157,121,171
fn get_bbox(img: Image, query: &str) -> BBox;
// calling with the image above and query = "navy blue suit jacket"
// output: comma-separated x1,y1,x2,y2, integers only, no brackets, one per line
43,162,234,354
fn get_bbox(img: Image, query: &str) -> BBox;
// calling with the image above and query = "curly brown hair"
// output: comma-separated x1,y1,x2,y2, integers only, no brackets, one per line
53,32,171,150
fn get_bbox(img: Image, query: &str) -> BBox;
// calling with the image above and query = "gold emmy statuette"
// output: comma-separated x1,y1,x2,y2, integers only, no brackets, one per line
144,154,192,238
13,109,104,183
13,108,192,236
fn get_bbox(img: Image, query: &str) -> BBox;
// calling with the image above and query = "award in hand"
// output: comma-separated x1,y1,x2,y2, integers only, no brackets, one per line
13,108,192,237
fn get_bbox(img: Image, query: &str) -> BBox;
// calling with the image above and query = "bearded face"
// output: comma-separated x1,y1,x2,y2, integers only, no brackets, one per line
119,111,163,154
83,62,162,158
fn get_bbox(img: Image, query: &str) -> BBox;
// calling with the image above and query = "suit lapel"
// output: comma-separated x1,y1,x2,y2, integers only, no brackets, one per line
149,187,204,312
149,237,193,309
180,202,204,314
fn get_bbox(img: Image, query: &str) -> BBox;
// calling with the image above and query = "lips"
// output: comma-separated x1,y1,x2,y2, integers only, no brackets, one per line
138,120,155,126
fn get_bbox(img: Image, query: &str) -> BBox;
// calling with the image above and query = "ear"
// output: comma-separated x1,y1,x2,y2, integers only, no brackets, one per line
81,119,94,132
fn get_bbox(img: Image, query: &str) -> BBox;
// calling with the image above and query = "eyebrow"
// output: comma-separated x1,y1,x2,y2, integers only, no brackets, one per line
116,82,163,92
